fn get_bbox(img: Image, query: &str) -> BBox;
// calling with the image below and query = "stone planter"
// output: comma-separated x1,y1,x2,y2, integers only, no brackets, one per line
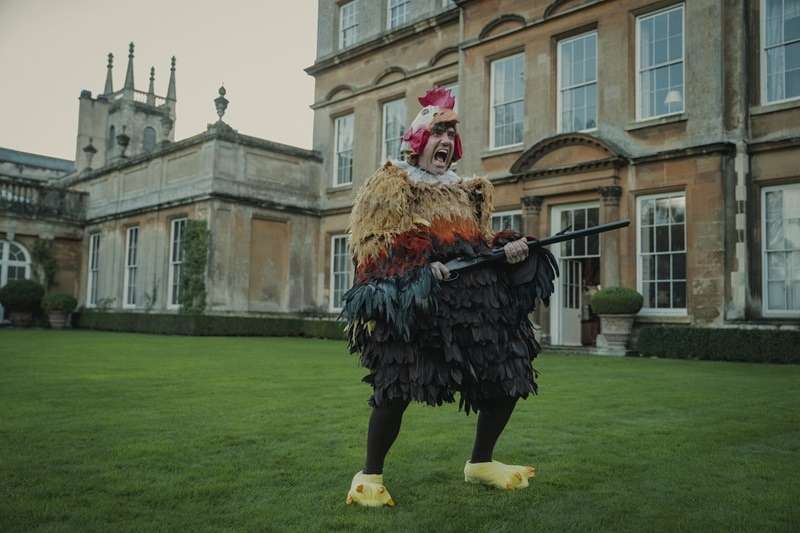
47,310,69,329
9,311,33,327
596,314,636,354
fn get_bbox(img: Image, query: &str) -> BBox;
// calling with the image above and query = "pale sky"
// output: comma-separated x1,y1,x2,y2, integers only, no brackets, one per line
0,0,319,161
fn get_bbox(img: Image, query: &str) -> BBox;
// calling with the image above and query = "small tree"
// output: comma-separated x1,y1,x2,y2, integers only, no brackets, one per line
179,219,209,316
32,239,57,289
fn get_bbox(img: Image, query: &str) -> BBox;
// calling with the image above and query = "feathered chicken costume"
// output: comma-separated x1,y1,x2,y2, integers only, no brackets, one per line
341,87,558,415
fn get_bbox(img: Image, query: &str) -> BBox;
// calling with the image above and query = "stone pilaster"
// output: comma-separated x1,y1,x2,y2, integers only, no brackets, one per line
598,186,623,287
521,195,543,236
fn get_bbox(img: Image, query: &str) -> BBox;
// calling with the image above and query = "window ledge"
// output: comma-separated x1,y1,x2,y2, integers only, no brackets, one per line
751,98,800,116
635,313,690,324
626,113,687,132
480,144,524,160
327,184,353,195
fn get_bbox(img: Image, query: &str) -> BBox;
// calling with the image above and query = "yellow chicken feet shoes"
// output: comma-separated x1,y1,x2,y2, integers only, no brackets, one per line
346,471,395,507
464,460,536,490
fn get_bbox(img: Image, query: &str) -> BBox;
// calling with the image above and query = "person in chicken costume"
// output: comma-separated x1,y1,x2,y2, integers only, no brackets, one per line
342,86,558,507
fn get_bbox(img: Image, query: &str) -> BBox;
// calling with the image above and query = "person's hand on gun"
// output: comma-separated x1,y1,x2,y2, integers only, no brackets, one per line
503,239,529,264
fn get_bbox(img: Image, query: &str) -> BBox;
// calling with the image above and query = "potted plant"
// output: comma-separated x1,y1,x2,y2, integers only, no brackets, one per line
590,286,643,353
0,279,45,327
41,292,78,329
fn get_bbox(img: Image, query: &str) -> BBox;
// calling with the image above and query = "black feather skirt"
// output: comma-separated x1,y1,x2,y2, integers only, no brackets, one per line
355,261,543,415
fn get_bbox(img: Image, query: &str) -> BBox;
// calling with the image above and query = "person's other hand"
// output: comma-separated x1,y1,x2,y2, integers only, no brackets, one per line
504,239,529,264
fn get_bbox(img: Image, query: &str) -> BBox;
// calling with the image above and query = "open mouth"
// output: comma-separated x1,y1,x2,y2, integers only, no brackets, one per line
434,148,450,163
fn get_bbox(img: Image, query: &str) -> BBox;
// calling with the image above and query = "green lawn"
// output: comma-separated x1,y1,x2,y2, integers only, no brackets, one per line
1,330,798,532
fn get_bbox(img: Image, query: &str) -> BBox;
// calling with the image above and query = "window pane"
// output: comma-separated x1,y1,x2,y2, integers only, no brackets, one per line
763,185,800,314
638,192,686,311
383,99,406,161
341,1,359,48
559,32,597,133
331,235,350,309
335,114,354,185
492,54,524,147
638,5,684,118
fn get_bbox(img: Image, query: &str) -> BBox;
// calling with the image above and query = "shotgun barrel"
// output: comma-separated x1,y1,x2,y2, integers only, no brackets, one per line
443,219,631,273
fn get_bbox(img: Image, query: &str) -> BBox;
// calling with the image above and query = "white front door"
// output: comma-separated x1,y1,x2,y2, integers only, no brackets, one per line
560,259,583,345
550,203,601,346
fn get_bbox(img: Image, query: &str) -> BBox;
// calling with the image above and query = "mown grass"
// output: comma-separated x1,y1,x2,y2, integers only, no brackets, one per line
1,330,798,532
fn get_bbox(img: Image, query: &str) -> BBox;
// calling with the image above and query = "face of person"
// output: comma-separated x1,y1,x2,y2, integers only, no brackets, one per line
417,124,456,175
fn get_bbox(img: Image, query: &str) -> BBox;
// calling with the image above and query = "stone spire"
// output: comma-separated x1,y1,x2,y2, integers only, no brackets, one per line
166,56,177,104
124,42,135,91
104,53,114,95
147,67,156,105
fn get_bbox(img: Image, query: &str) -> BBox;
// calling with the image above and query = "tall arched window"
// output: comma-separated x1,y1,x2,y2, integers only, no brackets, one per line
108,125,116,154
143,126,156,152
0,240,31,319
0,240,31,287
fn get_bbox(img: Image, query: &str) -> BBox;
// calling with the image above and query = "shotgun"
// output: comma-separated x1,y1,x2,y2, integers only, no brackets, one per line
443,219,631,273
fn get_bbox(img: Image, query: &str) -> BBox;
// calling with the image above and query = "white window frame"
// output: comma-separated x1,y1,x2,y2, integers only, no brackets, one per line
761,0,800,105
87,233,100,308
123,226,139,308
636,192,687,316
490,53,525,149
334,113,354,187
558,31,598,133
761,183,800,317
0,240,31,287
382,98,406,162
636,4,685,121
556,204,601,258
330,234,351,311
340,1,359,49
492,210,523,233
168,218,187,308
388,0,410,29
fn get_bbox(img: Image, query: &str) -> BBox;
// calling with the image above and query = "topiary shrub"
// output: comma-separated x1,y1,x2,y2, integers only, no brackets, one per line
590,286,643,315
0,279,46,312
41,292,78,313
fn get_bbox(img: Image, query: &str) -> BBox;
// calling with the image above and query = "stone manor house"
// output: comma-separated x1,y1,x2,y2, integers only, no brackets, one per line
1,0,798,347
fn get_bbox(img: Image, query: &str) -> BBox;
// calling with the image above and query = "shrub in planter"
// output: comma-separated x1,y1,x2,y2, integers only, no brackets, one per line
41,292,79,313
41,292,78,329
590,286,643,352
0,279,45,326
590,286,644,315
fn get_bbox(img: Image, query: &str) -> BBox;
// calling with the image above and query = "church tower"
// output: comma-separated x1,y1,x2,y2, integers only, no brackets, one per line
74,43,177,170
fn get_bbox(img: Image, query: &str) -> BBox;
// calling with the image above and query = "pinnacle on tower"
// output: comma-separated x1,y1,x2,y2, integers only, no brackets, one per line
147,67,156,105
124,42,135,91
104,53,114,95
167,56,177,103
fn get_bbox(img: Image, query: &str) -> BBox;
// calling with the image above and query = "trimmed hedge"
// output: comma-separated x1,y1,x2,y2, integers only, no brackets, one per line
637,326,800,364
73,312,347,340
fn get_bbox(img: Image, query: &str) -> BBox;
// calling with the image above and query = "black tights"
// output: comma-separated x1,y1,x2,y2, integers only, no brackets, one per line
362,396,519,475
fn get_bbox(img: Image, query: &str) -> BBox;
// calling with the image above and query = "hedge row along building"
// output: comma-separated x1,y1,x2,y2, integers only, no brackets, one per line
1,0,798,347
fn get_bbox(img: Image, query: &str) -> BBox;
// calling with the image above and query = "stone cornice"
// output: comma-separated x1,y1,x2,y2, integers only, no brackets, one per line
306,10,459,77
57,125,322,188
